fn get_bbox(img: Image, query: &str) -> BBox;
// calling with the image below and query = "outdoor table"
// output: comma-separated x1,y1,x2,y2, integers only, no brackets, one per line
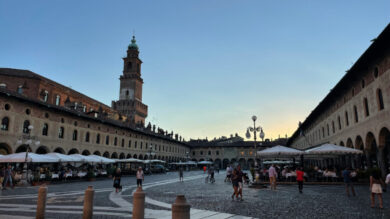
40,174,46,179
65,173,72,178
52,174,59,179
78,172,87,177
101,171,107,175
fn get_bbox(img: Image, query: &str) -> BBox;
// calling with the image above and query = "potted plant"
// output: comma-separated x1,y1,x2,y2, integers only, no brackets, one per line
87,170,96,181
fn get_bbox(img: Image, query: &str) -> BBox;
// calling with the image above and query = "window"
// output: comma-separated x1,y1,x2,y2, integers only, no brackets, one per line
23,120,30,134
332,121,335,133
352,88,355,96
140,142,143,149
345,111,349,126
128,140,131,148
106,136,109,145
338,116,341,130
42,123,48,136
326,124,329,136
4,104,10,110
121,139,124,147
114,137,118,146
17,85,23,94
55,95,61,106
127,62,132,70
322,127,325,138
1,117,9,131
73,130,78,141
58,127,64,138
43,90,48,102
354,105,358,123
193,151,195,156
208,151,211,155
377,89,385,110
216,151,219,155
364,98,369,117
374,67,379,78
83,106,86,112
86,132,90,142
200,151,203,155
361,79,365,88
240,151,244,156
135,141,137,148
96,134,100,144
0,83,6,88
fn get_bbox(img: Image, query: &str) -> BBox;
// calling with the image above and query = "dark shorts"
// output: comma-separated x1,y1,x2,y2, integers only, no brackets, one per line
232,181,239,188
137,179,142,186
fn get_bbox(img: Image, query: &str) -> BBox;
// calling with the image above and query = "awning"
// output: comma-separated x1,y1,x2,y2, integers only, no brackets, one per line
88,155,115,163
46,153,80,162
305,143,363,155
0,152,59,163
257,145,304,157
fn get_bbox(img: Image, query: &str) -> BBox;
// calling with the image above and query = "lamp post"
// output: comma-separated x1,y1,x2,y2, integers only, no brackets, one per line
186,151,190,171
245,115,265,169
16,125,40,186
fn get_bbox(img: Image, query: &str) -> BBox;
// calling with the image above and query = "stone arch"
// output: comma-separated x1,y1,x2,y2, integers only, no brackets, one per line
222,158,230,169
54,147,65,154
192,158,197,162
119,153,125,159
111,152,118,159
153,155,157,159
144,155,148,160
231,158,237,165
103,151,110,158
16,144,31,153
68,148,79,155
378,127,390,148
133,154,137,159
93,151,101,156
82,150,90,156
157,155,161,160
139,154,144,160
339,141,345,146
127,154,132,159
379,127,390,177
366,132,378,167
238,158,246,169
0,143,12,155
346,138,353,148
214,158,221,169
36,146,49,154
199,158,204,162
355,135,364,150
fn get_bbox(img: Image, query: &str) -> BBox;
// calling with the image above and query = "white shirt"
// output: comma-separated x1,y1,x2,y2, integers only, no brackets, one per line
385,173,390,184
136,170,144,179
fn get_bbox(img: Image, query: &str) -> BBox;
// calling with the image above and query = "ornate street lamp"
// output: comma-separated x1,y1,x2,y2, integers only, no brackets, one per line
147,145,155,174
16,125,40,185
245,115,265,169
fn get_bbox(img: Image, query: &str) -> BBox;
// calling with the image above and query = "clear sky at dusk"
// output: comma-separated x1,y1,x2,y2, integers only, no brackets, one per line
1,1,389,141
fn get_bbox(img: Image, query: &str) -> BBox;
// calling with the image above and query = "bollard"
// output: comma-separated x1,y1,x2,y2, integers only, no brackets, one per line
82,186,94,219
172,195,190,219
36,184,47,219
132,187,145,219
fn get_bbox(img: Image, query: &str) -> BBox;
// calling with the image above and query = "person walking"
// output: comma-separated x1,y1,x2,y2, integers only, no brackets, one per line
370,170,384,209
2,165,13,190
203,166,207,174
225,165,232,182
179,166,184,182
113,168,122,193
296,167,304,193
231,168,239,200
342,167,356,197
268,164,277,190
136,167,144,188
235,165,245,201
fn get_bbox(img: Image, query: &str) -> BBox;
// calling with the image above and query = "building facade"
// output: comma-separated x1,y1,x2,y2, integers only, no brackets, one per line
189,136,288,169
287,23,390,176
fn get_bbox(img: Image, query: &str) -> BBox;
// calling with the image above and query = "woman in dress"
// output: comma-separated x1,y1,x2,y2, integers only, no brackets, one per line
370,170,384,209
113,168,122,193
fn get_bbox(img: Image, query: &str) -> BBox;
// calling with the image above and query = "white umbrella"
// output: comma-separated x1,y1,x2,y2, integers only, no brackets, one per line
0,152,59,163
115,158,143,163
257,145,304,157
305,143,363,155
198,161,213,165
67,154,101,163
46,153,79,162
89,155,115,164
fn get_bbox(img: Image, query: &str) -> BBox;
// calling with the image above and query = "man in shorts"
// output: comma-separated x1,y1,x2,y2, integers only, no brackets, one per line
342,167,356,196
235,165,245,201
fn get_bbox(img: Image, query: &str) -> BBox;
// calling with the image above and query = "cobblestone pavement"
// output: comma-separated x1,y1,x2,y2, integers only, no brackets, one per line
0,170,389,218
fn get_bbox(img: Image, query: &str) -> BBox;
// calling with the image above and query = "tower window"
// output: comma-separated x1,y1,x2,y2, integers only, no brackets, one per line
73,130,78,141
345,111,349,126
17,85,23,94
374,67,379,78
137,63,140,73
58,127,64,138
106,136,110,145
96,134,100,144
55,95,61,106
354,105,358,123
127,62,132,70
338,116,341,130
114,137,118,146
377,89,385,110
86,132,90,142
23,120,30,134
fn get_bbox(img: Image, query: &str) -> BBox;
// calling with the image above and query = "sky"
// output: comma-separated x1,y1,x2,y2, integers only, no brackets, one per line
0,1,389,141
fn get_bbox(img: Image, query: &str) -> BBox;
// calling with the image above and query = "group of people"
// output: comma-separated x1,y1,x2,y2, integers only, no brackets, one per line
112,166,145,193
0,165,14,190
224,165,247,201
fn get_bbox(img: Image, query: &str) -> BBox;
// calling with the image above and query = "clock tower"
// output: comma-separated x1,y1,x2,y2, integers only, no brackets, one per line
112,35,148,125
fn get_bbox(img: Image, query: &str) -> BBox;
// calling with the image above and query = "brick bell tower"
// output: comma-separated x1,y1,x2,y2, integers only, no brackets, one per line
112,35,148,125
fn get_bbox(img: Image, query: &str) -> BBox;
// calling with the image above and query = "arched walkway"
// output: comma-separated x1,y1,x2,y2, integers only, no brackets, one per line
222,158,229,169
231,159,237,165
93,151,101,156
138,154,143,160
0,143,12,155
346,138,353,148
247,158,254,169
103,151,110,158
133,154,137,159
127,154,132,159
379,127,390,177
111,152,118,159
68,148,79,155
366,132,378,168
54,147,65,154
119,153,125,159
82,150,90,156
16,145,31,153
36,146,49,154
214,158,221,169
238,158,246,169
339,141,345,146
